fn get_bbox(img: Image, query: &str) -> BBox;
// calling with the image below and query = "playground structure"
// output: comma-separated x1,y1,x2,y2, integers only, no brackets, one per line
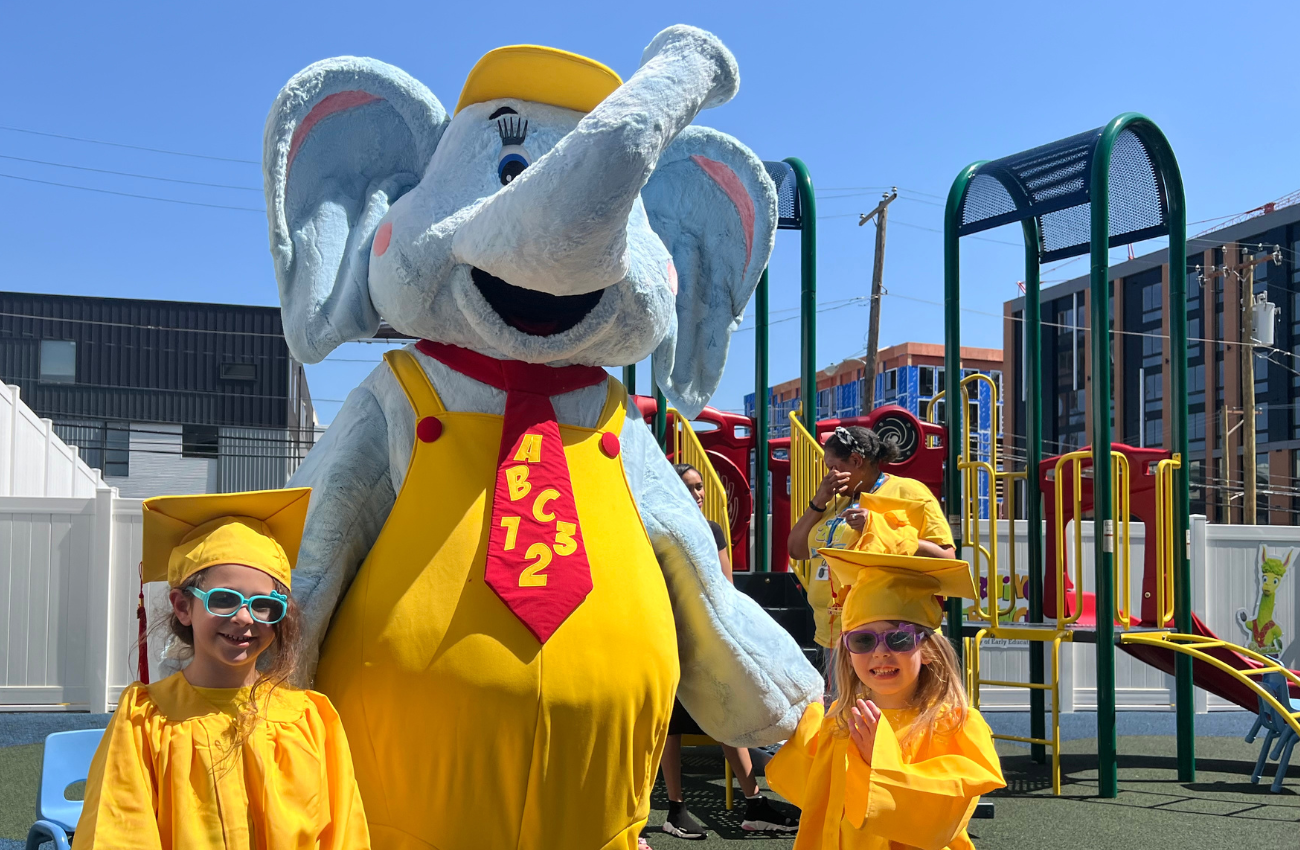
653,121,1300,798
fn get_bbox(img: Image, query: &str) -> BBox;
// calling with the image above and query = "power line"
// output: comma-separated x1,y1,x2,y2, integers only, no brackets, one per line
0,125,261,165
0,173,265,213
0,154,262,191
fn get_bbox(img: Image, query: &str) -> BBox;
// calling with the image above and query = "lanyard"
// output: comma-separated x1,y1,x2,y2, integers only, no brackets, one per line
867,471,887,494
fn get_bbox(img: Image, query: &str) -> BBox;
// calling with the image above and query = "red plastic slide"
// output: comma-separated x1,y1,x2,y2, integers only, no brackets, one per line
1118,614,1300,711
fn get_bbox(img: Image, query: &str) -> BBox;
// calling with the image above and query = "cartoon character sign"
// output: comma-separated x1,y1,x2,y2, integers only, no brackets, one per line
1237,545,1294,656
262,25,820,849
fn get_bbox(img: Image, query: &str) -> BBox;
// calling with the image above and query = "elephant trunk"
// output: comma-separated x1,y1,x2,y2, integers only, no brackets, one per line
452,26,739,296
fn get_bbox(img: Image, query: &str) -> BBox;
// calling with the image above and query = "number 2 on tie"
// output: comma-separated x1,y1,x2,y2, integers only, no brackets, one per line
520,543,552,587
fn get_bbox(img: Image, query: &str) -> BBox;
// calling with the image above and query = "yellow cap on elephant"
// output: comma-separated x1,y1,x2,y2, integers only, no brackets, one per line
142,488,311,589
456,45,622,114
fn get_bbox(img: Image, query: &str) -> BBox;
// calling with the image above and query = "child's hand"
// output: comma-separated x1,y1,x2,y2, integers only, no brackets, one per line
849,698,881,763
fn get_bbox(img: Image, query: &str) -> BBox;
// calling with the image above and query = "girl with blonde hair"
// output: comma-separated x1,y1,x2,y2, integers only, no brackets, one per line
767,497,1004,849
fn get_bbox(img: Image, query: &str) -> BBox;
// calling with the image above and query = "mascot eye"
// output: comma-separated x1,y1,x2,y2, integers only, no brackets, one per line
498,146,530,186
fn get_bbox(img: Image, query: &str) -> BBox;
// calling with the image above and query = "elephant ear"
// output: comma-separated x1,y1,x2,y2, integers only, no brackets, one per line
644,126,777,418
264,57,448,363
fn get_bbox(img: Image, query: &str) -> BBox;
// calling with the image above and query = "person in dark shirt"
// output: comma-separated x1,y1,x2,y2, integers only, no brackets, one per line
657,464,798,838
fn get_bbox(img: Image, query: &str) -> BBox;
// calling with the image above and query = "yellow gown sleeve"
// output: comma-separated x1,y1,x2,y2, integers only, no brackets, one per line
72,685,164,850
858,710,1005,850
764,701,825,809
306,691,372,850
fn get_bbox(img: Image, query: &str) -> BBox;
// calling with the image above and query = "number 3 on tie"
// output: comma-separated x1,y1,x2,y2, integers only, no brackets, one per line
520,543,552,587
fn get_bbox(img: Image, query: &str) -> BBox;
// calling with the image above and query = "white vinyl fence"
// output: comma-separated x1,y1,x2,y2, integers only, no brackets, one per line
970,515,1300,711
4,376,1298,716
0,384,106,498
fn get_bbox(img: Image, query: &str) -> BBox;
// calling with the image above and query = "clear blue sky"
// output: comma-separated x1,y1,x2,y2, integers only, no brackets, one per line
2,0,1295,423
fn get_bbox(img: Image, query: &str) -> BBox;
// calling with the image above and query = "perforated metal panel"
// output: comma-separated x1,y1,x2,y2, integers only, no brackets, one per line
763,160,802,230
957,125,1169,262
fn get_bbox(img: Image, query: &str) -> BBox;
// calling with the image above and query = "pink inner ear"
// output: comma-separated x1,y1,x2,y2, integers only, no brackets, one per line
690,155,755,273
288,90,383,172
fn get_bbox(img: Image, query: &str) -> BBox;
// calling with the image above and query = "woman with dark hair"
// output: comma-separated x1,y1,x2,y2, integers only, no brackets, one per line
786,426,954,675
657,463,798,839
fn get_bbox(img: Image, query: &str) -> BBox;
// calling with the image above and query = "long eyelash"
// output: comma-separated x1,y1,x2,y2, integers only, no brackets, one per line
497,116,528,147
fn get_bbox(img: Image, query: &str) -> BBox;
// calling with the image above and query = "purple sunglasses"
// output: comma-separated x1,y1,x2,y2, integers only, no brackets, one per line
841,623,931,655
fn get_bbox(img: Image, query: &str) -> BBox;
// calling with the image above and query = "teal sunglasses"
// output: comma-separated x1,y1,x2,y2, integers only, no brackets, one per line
188,587,288,625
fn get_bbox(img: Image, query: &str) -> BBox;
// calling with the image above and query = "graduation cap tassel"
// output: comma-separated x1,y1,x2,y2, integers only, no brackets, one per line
137,562,150,684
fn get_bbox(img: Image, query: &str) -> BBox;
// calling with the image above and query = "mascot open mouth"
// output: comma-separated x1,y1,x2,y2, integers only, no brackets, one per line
471,267,603,337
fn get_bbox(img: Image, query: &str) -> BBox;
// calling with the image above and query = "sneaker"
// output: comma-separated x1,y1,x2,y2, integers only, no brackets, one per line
662,801,707,840
741,795,799,832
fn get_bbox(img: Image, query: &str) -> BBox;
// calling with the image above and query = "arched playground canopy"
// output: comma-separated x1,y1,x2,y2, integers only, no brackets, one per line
943,113,1191,798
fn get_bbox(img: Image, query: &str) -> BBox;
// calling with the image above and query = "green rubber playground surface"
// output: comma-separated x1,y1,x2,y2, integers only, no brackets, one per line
3,717,1297,850
640,737,1299,850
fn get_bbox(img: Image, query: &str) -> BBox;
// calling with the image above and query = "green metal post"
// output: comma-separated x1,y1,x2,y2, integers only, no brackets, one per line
786,157,818,434
1155,128,1195,781
1022,218,1047,765
1090,118,1123,800
623,364,637,395
942,164,981,657
755,267,771,572
652,366,668,453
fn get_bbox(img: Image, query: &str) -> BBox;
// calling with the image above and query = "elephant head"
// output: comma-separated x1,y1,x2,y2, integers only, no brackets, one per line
264,25,776,416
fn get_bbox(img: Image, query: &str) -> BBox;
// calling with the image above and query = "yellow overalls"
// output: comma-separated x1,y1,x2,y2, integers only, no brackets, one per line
315,351,679,850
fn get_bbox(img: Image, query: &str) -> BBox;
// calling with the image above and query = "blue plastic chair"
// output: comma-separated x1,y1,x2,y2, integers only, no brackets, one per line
1244,671,1299,793
26,728,105,850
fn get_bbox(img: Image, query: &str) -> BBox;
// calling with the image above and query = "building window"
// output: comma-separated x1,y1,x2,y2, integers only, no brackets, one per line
104,423,129,478
182,424,219,459
918,366,934,398
39,340,76,384
220,363,257,382
1189,458,1204,516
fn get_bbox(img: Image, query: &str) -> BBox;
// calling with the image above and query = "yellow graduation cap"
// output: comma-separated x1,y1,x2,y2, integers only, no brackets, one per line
819,548,976,632
850,492,929,556
456,45,622,115
142,488,311,589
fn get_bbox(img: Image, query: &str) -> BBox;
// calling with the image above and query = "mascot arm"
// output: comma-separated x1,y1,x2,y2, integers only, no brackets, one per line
621,410,822,746
287,370,404,683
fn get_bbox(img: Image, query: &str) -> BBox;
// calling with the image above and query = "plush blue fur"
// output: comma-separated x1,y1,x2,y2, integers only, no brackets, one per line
267,25,819,745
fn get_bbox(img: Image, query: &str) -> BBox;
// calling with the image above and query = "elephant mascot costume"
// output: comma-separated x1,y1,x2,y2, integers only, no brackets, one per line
264,24,820,849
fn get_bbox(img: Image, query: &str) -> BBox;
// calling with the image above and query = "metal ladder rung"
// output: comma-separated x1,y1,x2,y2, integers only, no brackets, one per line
1242,666,1285,676
992,733,1052,746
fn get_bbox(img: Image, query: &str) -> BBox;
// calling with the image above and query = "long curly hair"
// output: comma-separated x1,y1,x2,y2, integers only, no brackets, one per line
827,623,969,750
164,568,303,755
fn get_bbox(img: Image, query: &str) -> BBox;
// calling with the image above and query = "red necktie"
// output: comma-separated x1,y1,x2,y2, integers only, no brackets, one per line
417,341,609,643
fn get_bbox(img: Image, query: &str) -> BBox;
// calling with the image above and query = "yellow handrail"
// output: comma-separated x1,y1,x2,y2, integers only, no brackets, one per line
670,409,732,558
1120,632,1300,740
1153,454,1182,627
954,373,1019,629
789,411,827,585
993,471,1028,630
1050,449,1132,627
1052,451,1091,625
1112,453,1131,629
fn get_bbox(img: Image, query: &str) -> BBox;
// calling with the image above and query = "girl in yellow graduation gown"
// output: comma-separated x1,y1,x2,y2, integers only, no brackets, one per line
766,507,1005,850
73,489,370,850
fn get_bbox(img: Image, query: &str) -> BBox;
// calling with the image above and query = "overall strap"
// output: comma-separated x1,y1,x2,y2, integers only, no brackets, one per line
597,377,628,436
385,350,446,416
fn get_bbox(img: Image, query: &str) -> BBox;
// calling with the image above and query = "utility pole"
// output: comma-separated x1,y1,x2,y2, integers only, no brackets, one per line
1230,243,1281,524
1242,253,1257,525
858,188,898,415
